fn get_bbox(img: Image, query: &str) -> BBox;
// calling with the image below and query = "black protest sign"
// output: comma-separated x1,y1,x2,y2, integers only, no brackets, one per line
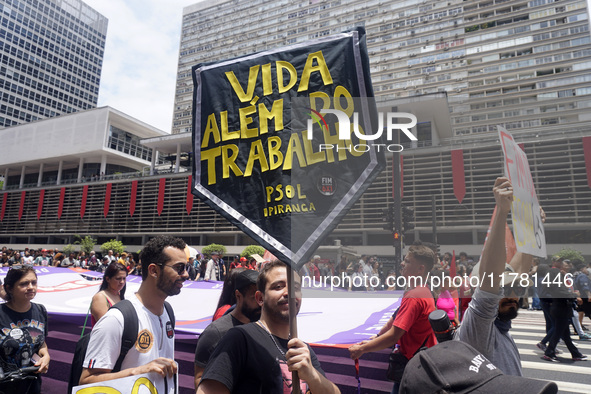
192,28,385,270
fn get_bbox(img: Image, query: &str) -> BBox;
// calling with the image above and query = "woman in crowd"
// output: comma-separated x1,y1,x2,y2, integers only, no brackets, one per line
435,272,460,327
349,263,367,291
90,262,127,326
212,268,246,321
51,253,65,267
8,250,23,266
371,259,381,291
0,266,50,393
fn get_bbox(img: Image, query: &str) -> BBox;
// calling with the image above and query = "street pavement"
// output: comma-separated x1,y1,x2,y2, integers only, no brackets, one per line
43,308,590,393
512,309,591,394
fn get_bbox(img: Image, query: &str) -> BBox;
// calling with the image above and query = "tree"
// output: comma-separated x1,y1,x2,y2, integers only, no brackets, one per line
63,244,75,256
556,247,585,263
75,235,97,254
101,239,125,255
201,243,227,256
241,245,265,259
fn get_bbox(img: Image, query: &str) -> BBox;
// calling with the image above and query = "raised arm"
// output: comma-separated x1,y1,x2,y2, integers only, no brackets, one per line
479,177,513,294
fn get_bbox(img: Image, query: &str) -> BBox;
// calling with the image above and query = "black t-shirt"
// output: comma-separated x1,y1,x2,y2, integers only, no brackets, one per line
0,302,48,393
194,314,243,367
201,322,325,393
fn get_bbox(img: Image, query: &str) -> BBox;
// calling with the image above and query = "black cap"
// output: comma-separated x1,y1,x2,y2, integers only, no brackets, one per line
234,270,258,293
400,341,557,394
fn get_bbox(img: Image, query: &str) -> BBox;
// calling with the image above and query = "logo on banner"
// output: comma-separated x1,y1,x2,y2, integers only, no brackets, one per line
136,329,153,353
307,109,417,141
317,176,336,196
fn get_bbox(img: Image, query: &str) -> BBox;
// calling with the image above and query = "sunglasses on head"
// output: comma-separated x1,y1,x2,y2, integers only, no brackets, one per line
504,284,527,298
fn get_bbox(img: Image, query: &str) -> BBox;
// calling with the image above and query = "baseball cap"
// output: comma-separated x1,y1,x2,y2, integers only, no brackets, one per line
400,341,557,394
240,256,248,262
234,269,259,293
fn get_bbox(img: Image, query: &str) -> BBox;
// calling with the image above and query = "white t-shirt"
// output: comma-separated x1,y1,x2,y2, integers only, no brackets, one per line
83,293,175,372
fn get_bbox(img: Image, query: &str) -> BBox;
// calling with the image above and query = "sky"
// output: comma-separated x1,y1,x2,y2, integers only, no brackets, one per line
82,0,202,133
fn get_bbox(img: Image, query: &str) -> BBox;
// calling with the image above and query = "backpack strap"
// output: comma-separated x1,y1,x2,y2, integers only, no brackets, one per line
110,300,138,372
163,301,175,329
36,302,47,319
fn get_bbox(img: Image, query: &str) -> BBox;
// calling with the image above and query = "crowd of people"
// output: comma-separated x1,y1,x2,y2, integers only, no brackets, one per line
0,247,141,275
0,177,589,393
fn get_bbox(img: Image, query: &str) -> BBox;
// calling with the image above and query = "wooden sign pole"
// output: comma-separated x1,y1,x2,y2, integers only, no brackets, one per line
287,267,300,394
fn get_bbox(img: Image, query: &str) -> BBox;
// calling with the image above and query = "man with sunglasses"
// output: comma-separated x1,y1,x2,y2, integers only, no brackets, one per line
80,235,189,387
455,177,531,377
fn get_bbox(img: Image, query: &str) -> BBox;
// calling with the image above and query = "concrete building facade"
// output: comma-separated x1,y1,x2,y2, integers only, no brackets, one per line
172,0,591,136
0,106,167,189
0,0,107,128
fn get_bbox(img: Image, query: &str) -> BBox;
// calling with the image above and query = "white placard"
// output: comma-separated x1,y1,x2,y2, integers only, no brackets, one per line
72,371,177,394
498,126,546,257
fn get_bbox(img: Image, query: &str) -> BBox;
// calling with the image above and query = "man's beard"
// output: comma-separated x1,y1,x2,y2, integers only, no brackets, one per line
498,300,519,321
264,297,290,324
157,274,181,296
241,304,261,322
263,296,301,324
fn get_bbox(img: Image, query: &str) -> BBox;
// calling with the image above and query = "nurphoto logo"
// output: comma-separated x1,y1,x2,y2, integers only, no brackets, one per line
297,96,418,154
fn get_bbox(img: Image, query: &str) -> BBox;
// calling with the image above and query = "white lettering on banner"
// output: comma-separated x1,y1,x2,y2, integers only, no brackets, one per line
498,126,546,257
38,280,101,292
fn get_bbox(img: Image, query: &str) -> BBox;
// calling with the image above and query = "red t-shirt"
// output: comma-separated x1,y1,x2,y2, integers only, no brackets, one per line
393,286,436,360
213,304,232,321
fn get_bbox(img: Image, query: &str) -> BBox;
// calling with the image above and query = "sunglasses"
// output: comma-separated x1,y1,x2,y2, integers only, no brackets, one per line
162,263,187,275
504,284,527,298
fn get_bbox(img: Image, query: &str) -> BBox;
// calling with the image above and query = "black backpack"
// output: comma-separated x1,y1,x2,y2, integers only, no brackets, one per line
67,300,175,392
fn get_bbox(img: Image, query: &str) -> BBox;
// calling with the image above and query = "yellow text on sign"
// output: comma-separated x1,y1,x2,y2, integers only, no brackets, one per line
75,377,158,394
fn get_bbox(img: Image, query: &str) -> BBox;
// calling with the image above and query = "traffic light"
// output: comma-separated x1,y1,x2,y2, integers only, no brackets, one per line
402,205,414,232
382,206,394,231
393,230,401,240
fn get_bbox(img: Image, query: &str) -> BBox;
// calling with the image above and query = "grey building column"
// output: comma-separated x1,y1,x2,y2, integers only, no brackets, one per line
150,148,157,175
100,155,107,179
2,168,8,190
19,166,26,188
56,160,63,185
37,163,44,187
77,157,85,183
175,144,181,173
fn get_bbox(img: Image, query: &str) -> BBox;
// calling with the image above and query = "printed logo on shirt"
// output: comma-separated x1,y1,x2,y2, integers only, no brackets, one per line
166,321,174,338
278,358,307,393
135,329,153,353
